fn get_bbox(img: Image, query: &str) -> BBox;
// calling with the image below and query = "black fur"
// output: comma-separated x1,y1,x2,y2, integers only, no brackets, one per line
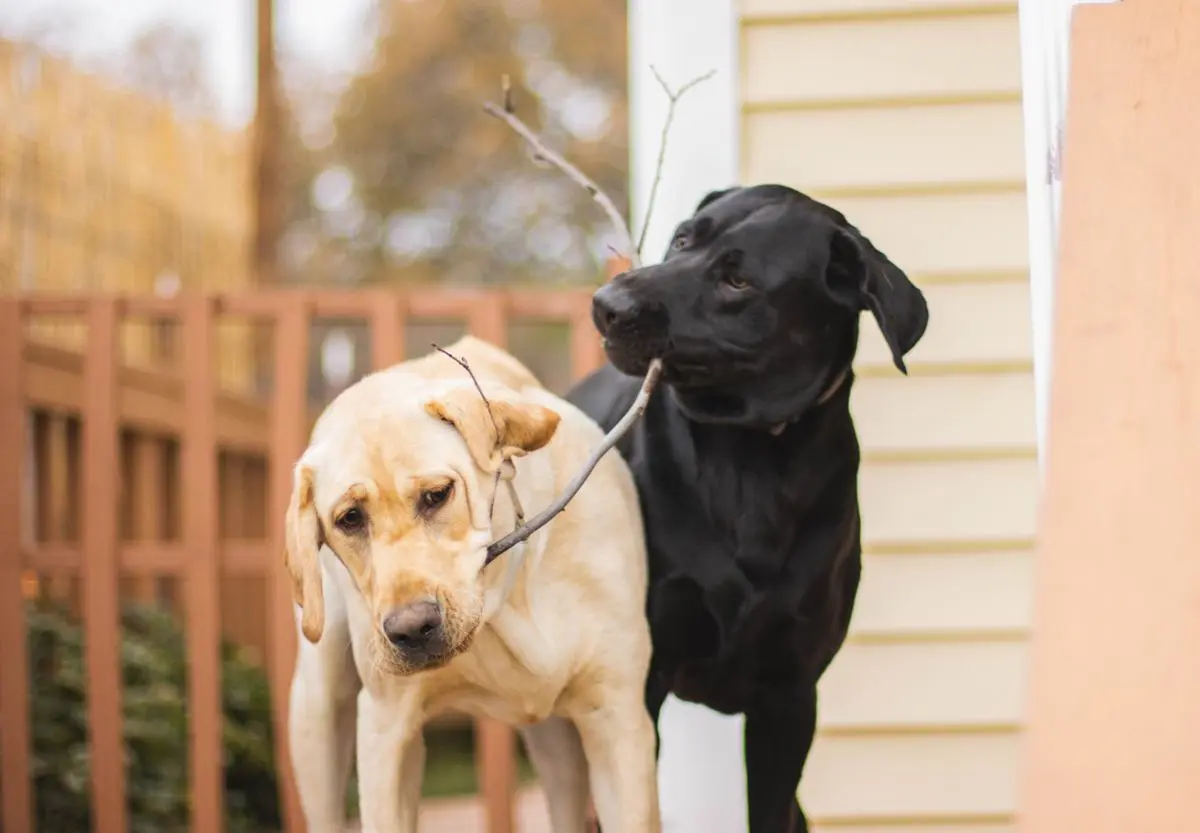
567,184,928,833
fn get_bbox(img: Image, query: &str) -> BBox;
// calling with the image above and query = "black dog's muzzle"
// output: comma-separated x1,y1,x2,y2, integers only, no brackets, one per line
592,274,669,375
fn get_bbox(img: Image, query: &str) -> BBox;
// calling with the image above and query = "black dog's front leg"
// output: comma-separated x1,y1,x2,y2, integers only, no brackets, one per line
744,687,818,833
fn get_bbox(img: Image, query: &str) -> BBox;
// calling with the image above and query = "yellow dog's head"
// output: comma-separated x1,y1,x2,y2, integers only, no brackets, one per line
284,362,559,675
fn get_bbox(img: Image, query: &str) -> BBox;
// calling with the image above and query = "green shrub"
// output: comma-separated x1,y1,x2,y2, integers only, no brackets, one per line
21,599,540,832
26,601,280,833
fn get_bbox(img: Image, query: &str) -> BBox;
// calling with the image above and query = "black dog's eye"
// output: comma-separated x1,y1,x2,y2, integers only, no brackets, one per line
335,507,366,534
722,274,749,291
670,234,688,251
419,483,454,514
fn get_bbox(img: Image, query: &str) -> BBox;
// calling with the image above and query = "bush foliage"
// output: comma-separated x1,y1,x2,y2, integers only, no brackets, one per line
26,601,280,833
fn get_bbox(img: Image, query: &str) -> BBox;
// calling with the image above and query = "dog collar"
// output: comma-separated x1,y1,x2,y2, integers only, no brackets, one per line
767,366,850,437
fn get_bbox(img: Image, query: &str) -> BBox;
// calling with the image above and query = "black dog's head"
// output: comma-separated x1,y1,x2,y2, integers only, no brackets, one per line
592,184,928,428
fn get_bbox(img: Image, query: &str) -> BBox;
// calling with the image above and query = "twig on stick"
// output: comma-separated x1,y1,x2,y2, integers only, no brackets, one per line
473,68,714,563
433,344,500,439
433,343,526,524
483,95,639,268
637,67,716,255
483,360,662,565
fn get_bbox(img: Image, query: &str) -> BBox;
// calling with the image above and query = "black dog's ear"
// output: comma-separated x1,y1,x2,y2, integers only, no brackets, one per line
827,225,928,374
694,187,737,213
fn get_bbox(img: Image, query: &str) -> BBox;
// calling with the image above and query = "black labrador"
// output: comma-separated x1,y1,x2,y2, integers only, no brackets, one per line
566,184,929,833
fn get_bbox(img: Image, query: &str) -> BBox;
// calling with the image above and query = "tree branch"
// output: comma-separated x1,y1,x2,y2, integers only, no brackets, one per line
483,361,662,565
473,69,714,563
637,67,716,255
482,98,639,268
433,342,527,525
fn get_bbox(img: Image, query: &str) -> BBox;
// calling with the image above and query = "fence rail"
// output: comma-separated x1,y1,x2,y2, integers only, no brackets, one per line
0,286,606,833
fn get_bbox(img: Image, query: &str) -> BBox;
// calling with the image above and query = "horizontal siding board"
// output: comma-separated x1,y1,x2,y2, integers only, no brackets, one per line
744,101,1026,190
802,734,1020,818
813,825,1013,833
743,14,1021,105
852,552,1035,633
859,458,1038,543
742,0,1015,16
819,641,1027,727
853,373,1036,451
829,191,1029,274
857,280,1033,367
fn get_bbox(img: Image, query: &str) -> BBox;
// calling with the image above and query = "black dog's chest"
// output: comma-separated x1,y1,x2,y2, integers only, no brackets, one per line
634,423,860,710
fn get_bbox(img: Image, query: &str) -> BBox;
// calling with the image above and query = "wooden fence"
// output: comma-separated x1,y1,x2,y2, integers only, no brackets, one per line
0,38,256,392
0,287,606,833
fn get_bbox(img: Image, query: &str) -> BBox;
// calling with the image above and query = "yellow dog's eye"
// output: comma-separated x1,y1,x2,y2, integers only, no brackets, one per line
335,507,366,534
419,483,454,514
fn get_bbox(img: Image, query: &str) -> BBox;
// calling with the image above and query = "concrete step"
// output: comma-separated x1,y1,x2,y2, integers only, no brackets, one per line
346,786,552,833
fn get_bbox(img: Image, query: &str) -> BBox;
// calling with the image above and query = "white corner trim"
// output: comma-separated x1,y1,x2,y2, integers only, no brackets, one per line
1018,0,1119,471
628,0,739,266
628,3,747,833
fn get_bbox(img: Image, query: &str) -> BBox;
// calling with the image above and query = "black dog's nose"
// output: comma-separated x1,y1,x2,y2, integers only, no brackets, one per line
381,602,443,649
592,281,637,336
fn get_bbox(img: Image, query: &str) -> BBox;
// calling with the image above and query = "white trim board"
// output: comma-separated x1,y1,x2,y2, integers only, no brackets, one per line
627,2,746,832
1017,0,1121,471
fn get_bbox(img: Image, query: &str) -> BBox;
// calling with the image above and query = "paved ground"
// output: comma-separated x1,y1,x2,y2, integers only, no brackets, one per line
346,786,552,833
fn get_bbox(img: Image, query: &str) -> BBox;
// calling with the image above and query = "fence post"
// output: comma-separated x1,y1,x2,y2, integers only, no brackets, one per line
82,298,128,832
268,296,310,833
181,295,226,832
569,289,605,381
0,299,33,833
467,292,517,833
369,290,408,370
129,434,166,603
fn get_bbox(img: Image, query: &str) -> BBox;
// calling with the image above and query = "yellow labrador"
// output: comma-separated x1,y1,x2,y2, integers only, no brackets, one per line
284,336,660,833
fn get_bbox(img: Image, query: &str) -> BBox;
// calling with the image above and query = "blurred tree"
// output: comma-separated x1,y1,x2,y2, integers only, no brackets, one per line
114,22,215,118
283,0,629,287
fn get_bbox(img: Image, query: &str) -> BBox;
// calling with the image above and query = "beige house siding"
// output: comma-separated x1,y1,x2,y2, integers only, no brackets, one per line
738,2,1035,831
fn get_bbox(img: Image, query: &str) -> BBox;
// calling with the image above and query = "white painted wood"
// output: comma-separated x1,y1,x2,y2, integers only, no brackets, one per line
860,458,1040,543
857,280,1034,368
854,552,1036,633
628,2,746,832
743,14,1022,104
826,191,1030,274
745,100,1027,189
743,0,1013,15
802,733,1021,818
819,641,1028,727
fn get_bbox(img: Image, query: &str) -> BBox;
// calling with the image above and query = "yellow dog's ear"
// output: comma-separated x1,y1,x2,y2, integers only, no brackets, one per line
284,463,325,644
425,387,560,472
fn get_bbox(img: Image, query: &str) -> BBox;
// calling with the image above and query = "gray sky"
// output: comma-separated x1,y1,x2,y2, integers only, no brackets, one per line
0,0,372,125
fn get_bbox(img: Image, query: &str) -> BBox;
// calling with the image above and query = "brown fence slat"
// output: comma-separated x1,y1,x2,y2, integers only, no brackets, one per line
268,297,310,833
0,299,33,833
466,293,517,833
129,434,166,603
311,291,377,320
507,288,585,320
36,412,75,600
181,296,226,831
569,293,605,381
408,288,492,320
24,541,272,575
369,291,407,371
81,298,128,833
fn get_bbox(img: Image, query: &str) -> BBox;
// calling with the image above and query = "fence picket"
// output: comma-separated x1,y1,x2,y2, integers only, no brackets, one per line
0,299,33,833
182,296,226,831
268,296,311,833
5,286,606,833
81,298,127,832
